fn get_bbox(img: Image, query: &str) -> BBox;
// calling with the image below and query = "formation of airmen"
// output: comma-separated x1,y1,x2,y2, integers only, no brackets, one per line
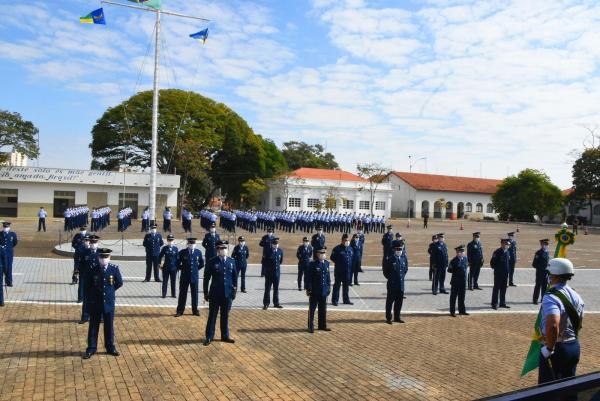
90,207,111,232
117,207,133,232
64,206,89,231
218,210,237,233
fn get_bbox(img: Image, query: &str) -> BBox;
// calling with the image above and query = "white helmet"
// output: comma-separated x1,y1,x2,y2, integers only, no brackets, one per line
546,258,574,276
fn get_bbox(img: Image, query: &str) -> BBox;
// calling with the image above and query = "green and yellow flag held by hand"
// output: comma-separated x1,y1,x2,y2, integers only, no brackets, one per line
520,224,576,376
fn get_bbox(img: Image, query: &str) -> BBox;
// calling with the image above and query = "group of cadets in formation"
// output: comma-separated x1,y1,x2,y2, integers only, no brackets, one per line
63,206,90,231
90,207,111,232
116,207,133,232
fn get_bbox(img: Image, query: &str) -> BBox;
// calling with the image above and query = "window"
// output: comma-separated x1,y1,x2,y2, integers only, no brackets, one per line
359,200,370,210
375,201,386,210
54,191,76,218
275,197,281,207
398,185,402,190
487,203,494,213
0,188,18,218
465,202,472,212
288,197,301,208
476,203,483,213
307,198,319,208
594,205,600,216
343,199,354,209
119,192,139,218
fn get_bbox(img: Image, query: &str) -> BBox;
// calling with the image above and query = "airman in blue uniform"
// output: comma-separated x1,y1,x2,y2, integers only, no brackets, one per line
306,246,331,333
202,222,220,263
259,228,274,278
432,233,448,295
231,236,249,293
507,232,518,286
428,235,437,281
448,245,469,317
311,226,326,255
467,232,484,290
83,248,123,359
141,208,149,232
159,234,178,298
263,237,283,309
175,238,204,317
490,238,511,309
532,239,550,305
163,207,172,233
381,225,394,267
203,240,238,346
74,234,90,302
0,244,5,306
330,233,354,306
142,224,163,282
351,233,364,286
296,237,313,291
71,226,87,285
383,240,407,324
0,222,18,287
79,235,101,324
38,206,47,232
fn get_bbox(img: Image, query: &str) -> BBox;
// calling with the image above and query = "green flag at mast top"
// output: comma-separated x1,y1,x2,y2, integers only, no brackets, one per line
82,0,209,223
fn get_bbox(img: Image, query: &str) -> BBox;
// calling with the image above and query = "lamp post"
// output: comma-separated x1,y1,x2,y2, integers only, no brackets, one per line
407,155,426,228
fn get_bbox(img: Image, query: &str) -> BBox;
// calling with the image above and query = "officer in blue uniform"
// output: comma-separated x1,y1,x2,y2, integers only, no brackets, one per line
163,207,172,233
38,206,47,232
159,234,178,298
175,238,204,316
231,236,249,293
490,238,511,309
71,226,87,285
467,232,484,290
74,235,90,302
383,240,407,324
203,240,237,346
296,237,312,291
448,245,469,317
202,223,220,263
83,248,123,359
306,246,331,333
141,208,149,232
79,235,101,323
263,237,283,309
259,228,275,278
381,225,394,267
142,224,163,282
507,232,518,286
432,233,448,295
351,233,363,286
330,233,354,306
0,222,18,287
532,239,550,305
311,226,326,255
0,244,5,306
428,235,437,281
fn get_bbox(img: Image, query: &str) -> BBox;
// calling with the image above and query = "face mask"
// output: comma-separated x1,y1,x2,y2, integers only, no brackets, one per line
503,245,509,251
318,231,323,235
188,244,195,250
458,251,465,257
210,228,216,233
268,233,273,237
317,253,326,261
167,241,173,246
99,258,110,267
81,231,87,235
543,245,549,251
344,241,350,247
394,250,402,257
240,242,246,247
84,241,90,248
272,244,279,250
90,243,98,250
303,242,309,246
439,238,444,243
3,227,9,232
151,229,157,234
217,249,228,257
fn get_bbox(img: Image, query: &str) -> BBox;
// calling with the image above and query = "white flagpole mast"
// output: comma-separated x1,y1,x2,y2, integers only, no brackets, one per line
100,1,208,224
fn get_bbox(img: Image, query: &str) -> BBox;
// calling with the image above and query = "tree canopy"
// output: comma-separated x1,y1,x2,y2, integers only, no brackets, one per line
0,110,39,164
570,147,600,224
281,141,338,170
491,169,563,222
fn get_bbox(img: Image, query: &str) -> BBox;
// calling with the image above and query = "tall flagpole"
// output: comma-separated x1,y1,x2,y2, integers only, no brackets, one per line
149,9,161,225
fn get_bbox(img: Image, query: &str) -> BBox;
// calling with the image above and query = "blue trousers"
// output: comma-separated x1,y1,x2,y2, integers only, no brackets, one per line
297,267,305,290
449,284,466,314
86,310,115,353
263,275,280,307
385,290,403,321
145,255,160,281
432,266,446,294
4,253,13,286
0,266,4,304
492,275,508,307
177,278,199,314
509,261,516,284
237,266,246,291
162,269,177,297
332,278,350,304
539,340,580,386
205,297,231,341
308,294,327,330
533,274,547,303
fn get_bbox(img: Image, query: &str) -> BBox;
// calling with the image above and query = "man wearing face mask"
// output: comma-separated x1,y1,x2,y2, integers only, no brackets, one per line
143,224,164,282
428,235,437,282
232,236,249,293
0,222,18,287
381,225,394,267
467,232,484,291
263,237,283,309
532,239,550,305
306,246,331,333
432,233,449,295
83,248,123,359
162,207,173,233
259,228,275,278
159,234,179,298
490,238,511,310
175,238,204,317
350,233,363,286
311,226,326,254
507,232,518,286
203,241,238,346
448,245,469,317
383,240,406,324
71,226,88,285
330,233,354,306
296,237,313,291
202,222,220,265
79,235,101,324
74,235,90,302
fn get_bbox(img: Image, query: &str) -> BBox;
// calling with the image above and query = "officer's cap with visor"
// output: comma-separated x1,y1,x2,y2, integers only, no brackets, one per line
187,237,197,244
315,246,327,253
391,240,403,249
167,234,175,240
455,245,465,252
216,240,228,249
238,236,245,242
98,248,112,258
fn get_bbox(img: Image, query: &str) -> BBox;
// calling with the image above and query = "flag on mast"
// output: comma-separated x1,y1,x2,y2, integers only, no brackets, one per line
128,0,162,10
80,8,106,25
190,28,209,44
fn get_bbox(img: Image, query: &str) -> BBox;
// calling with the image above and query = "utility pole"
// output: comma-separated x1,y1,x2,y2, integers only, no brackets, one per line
407,155,426,228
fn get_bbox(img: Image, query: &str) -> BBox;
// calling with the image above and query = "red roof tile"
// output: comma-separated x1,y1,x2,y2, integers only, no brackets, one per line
392,172,502,194
563,188,574,196
289,168,367,182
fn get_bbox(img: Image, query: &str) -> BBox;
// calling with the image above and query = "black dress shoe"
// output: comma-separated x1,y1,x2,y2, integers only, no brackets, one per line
394,319,405,323
491,305,498,310
143,279,150,282
440,291,449,294
192,311,200,316
318,327,331,331
155,279,162,282
78,319,88,324
174,313,183,317
500,304,511,309
171,295,176,298
308,328,314,333
332,302,338,306
161,295,166,299
509,283,517,287
203,339,211,346
533,301,538,305
82,351,94,359
354,283,360,286
222,338,235,344
6,284,12,287
450,313,456,317
475,287,483,290
108,349,120,356
343,302,354,305
459,312,470,316
298,288,302,291
262,306,268,310
241,290,247,293
274,305,283,309
386,319,392,324
0,303,4,307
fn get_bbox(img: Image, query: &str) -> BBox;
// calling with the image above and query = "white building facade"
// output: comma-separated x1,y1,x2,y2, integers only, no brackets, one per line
263,168,393,218
388,172,502,220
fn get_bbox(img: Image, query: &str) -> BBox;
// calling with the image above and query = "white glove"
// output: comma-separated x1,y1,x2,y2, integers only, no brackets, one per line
541,346,554,359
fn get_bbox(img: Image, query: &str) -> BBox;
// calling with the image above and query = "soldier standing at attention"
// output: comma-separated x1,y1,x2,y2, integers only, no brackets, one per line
159,234,178,298
296,237,313,291
448,245,469,317
82,248,123,359
203,240,238,346
175,238,204,317
532,239,550,305
306,246,331,333
350,233,363,286
71,226,87,285
163,207,173,233
330,233,354,306
142,224,163,282
263,238,283,309
38,206,47,232
467,232,484,290
79,235,100,324
259,227,274,278
141,208,149,232
381,225,394,267
311,226,326,254
507,232,518,286
432,233,448,295
0,222,18,287
202,223,220,265
490,238,511,310
0,244,5,306
383,240,406,324
428,235,437,281
231,236,249,293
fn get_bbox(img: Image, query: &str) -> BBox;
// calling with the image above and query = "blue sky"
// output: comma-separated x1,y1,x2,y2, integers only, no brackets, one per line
2,0,600,189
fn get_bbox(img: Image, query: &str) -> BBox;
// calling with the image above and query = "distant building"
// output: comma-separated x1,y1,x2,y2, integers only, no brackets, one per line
563,188,600,225
1,151,28,167
387,172,503,219
263,167,393,217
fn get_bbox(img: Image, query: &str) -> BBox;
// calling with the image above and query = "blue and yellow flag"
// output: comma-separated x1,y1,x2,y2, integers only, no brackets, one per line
128,0,162,10
80,8,106,25
190,28,209,44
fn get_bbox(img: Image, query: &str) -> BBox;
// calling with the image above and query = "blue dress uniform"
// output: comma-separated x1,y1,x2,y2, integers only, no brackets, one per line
296,239,313,291
306,249,331,333
448,247,469,316
71,228,87,285
163,208,172,232
351,234,363,286
231,238,249,292
263,239,283,309
84,249,123,359
381,227,394,266
383,241,407,323
428,237,437,281
38,207,47,232
175,240,204,316
490,239,511,309
259,230,274,277
203,243,238,345
159,237,178,298
202,226,220,262
467,233,484,290
432,234,448,295
0,222,18,287
508,233,517,286
79,240,100,323
330,237,353,306
142,227,164,282
0,245,5,306
141,209,149,232
310,230,326,252
532,240,550,304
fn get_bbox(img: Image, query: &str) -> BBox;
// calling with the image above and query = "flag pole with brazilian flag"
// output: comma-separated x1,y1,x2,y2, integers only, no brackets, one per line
520,223,576,377
80,8,106,25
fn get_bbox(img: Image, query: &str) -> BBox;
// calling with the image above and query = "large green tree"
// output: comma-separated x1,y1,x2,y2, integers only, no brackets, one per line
492,169,563,222
281,141,338,170
570,147,600,224
0,110,40,164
